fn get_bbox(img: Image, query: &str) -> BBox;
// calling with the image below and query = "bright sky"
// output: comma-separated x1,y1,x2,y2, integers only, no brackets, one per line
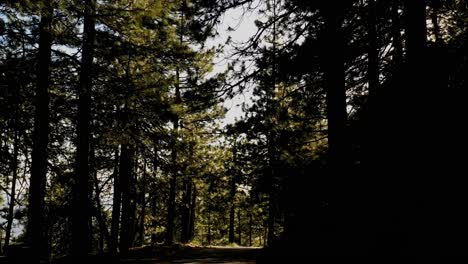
207,6,259,126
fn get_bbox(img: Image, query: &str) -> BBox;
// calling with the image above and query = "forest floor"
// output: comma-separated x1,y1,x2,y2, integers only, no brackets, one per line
123,246,260,264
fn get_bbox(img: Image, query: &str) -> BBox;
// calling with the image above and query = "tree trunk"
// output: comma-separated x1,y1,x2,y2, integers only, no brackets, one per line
430,0,442,43
119,144,134,254
72,0,96,258
27,3,53,262
189,185,196,241
391,0,403,65
405,0,427,66
138,156,147,246
207,212,211,245
321,4,347,168
166,71,181,245
90,141,110,254
151,143,158,229
237,208,241,245
181,179,192,243
367,0,379,97
249,211,253,247
228,176,236,244
110,148,121,255
4,83,20,249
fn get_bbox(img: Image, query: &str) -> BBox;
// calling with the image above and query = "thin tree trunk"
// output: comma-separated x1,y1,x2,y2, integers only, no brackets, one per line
166,1,185,245
189,185,196,241
27,3,53,262
430,0,442,43
266,0,278,246
237,208,241,245
249,211,253,247
139,156,147,246
228,176,236,244
391,0,403,64
267,192,275,246
110,148,121,255
4,84,20,249
207,212,211,245
367,0,379,97
151,143,158,230
90,141,110,254
72,0,96,258
181,179,192,243
166,72,181,245
119,144,134,254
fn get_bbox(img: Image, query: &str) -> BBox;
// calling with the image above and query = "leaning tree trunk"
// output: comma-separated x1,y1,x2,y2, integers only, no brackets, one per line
27,3,53,262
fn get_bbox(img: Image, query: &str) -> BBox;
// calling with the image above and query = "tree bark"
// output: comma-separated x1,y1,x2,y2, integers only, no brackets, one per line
237,208,241,245
27,3,53,262
72,0,96,258
181,179,192,243
321,3,347,168
119,144,134,254
189,185,196,241
110,148,121,255
249,211,253,247
430,0,442,43
138,156,147,246
405,0,427,66
90,141,110,254
4,82,19,249
166,71,181,245
391,0,403,65
228,176,236,244
367,0,379,97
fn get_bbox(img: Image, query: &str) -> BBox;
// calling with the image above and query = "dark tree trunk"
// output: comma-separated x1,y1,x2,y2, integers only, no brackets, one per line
119,144,134,254
391,0,403,64
237,208,241,245
367,0,379,97
166,73,181,245
4,84,19,249
321,4,347,168
72,0,96,258
207,212,211,245
189,185,196,241
181,179,192,243
90,141,110,254
267,192,275,246
249,211,253,247
110,148,121,255
430,0,442,43
138,156,147,246
27,3,53,262
405,0,427,66
151,143,158,229
228,176,236,244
